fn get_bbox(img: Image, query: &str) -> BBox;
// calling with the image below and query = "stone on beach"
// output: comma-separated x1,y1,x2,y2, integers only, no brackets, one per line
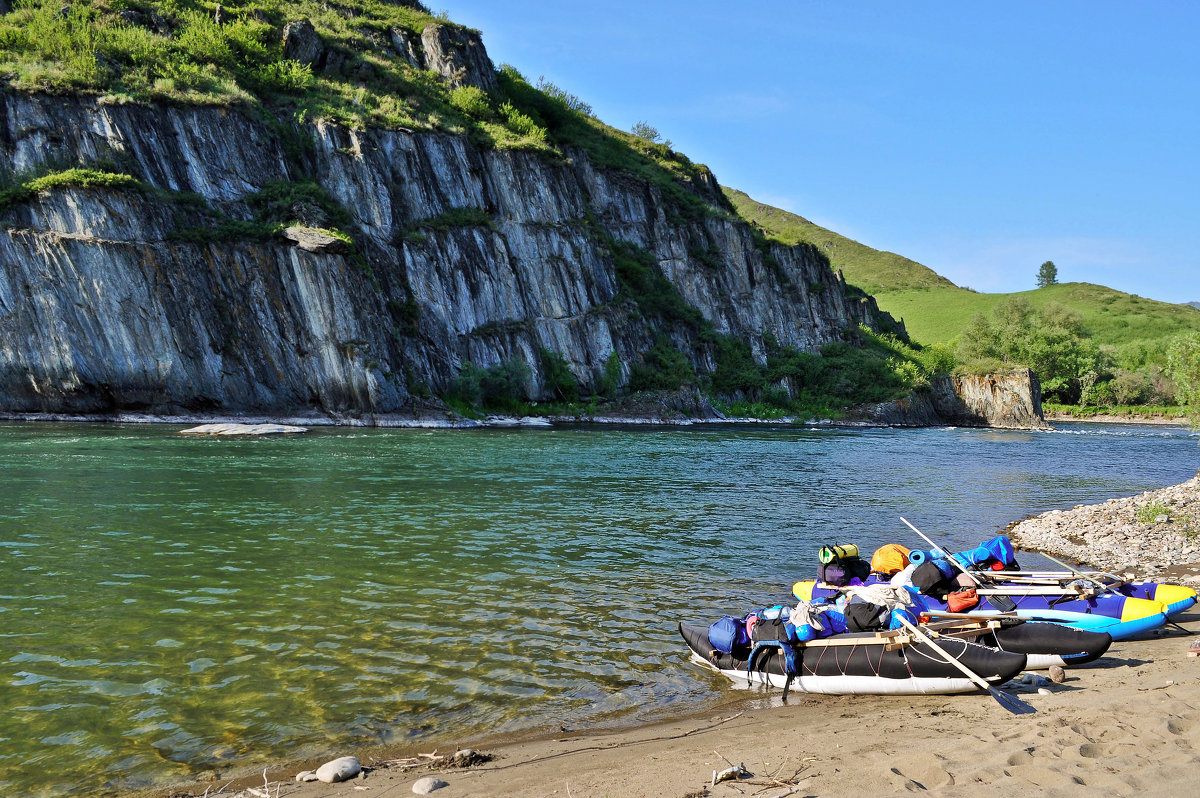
1008,474,1200,587
316,755,361,783
413,776,448,794
295,770,318,782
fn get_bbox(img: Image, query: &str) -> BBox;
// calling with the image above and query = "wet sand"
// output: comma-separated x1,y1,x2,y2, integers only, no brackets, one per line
138,609,1200,798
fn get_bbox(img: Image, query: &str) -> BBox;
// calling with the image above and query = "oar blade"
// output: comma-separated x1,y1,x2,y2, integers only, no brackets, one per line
988,593,1018,613
988,686,1037,715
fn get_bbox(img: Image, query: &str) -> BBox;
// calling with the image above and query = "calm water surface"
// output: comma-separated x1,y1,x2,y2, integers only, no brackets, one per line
0,421,1196,794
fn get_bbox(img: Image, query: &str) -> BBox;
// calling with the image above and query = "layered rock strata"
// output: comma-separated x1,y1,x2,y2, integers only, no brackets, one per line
855,369,1048,428
0,89,894,419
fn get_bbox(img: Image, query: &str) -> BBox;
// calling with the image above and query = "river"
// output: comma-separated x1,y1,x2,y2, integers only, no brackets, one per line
0,420,1196,795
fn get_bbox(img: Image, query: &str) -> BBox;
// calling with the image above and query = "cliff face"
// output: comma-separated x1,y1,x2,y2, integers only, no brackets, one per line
0,90,896,418
855,369,1048,429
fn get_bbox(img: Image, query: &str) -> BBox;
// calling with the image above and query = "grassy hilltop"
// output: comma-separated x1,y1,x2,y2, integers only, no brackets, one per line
726,186,1200,352
725,187,957,297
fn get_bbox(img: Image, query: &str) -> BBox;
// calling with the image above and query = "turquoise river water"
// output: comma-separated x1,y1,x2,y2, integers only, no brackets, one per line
0,421,1197,795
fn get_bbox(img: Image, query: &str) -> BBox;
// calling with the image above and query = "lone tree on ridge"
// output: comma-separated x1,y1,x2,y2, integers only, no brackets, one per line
1037,260,1059,288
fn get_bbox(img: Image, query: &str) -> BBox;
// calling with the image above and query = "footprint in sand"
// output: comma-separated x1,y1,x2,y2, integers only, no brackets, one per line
1006,747,1037,766
884,755,954,792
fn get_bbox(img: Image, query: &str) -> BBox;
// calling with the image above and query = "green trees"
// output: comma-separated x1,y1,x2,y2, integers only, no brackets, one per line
630,121,672,149
1037,260,1059,288
957,298,1102,403
1166,332,1200,425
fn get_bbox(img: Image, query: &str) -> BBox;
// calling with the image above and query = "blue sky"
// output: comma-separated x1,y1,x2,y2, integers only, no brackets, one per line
440,1,1199,304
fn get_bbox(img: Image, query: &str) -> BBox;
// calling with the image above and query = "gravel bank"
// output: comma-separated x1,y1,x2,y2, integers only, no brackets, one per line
1010,472,1200,588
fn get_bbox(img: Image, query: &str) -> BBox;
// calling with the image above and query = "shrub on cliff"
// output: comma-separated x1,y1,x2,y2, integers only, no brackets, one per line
629,336,695,392
539,349,579,402
448,358,532,412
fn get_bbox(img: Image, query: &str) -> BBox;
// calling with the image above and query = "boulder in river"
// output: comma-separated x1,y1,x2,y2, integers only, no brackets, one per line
179,423,308,435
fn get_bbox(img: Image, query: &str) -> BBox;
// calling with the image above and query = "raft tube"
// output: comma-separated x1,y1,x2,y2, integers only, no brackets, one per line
1115,582,1197,617
794,579,1168,642
679,623,1027,695
975,619,1111,669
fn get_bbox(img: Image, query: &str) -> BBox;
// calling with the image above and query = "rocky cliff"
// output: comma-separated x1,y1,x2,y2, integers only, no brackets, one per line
855,369,1048,428
0,83,896,419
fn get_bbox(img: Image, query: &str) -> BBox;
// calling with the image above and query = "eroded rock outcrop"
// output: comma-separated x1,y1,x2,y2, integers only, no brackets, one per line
0,87,895,419
855,369,1048,428
420,23,498,92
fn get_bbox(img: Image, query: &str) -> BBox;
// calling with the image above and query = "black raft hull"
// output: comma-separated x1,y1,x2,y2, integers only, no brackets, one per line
680,622,1027,696
983,620,1111,668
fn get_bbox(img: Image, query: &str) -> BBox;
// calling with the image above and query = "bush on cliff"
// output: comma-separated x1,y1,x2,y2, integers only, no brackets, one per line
448,357,531,413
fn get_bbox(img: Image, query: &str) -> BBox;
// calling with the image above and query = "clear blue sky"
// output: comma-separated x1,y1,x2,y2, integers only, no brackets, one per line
440,1,1199,303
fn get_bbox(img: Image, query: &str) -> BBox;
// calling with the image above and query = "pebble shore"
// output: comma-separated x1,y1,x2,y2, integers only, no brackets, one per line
1009,472,1200,587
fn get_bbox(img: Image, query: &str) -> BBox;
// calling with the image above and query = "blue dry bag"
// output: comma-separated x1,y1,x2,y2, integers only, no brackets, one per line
708,615,749,654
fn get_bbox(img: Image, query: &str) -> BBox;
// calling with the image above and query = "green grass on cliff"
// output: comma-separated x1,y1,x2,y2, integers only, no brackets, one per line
0,0,727,220
0,167,144,210
723,187,957,296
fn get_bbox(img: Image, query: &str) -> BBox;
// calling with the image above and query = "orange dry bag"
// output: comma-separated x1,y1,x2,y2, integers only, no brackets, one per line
947,589,980,612
870,543,911,576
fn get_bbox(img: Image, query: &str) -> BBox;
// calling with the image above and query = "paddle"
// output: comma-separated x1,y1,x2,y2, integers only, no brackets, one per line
900,517,1019,612
1037,551,1125,593
895,615,1036,715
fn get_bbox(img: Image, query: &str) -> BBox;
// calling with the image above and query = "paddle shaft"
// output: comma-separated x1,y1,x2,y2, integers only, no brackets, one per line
900,517,982,588
1037,552,1120,594
895,615,992,691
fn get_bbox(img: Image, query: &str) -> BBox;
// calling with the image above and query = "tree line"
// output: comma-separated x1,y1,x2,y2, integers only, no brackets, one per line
956,296,1197,413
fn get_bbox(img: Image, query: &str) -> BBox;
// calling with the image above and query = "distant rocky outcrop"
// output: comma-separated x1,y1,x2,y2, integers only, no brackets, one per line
855,369,1048,429
420,23,498,92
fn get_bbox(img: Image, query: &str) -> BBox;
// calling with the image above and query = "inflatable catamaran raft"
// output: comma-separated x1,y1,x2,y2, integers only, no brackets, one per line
679,618,1028,696
801,533,1194,641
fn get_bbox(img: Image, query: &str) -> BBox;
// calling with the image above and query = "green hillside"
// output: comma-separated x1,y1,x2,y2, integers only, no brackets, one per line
881,282,1200,351
723,187,958,295
727,187,1200,354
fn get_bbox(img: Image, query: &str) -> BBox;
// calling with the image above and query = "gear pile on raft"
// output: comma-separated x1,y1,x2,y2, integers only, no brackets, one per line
680,520,1197,711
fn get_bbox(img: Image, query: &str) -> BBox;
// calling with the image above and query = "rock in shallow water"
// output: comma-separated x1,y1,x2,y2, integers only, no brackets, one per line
179,423,308,436
413,776,448,794
316,755,361,783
